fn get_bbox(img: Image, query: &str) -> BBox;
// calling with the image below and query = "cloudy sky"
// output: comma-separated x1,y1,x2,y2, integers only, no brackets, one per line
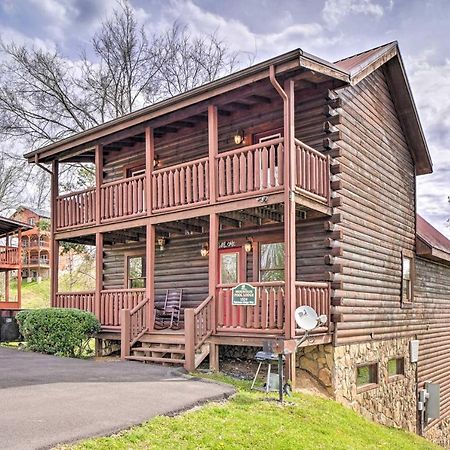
0,0,449,236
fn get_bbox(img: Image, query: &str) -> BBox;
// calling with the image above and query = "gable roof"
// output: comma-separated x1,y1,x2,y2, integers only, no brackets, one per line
24,42,432,175
12,205,50,220
334,41,432,175
416,214,450,264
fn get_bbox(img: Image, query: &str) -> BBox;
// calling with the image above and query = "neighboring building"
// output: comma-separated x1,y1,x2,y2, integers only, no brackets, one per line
0,216,31,309
25,41,450,446
11,206,50,282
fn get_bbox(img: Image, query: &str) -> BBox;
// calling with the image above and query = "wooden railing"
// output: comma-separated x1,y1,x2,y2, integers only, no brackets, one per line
184,295,214,371
152,157,210,212
216,282,285,333
120,296,150,359
56,187,96,230
216,138,284,200
295,281,330,333
0,246,19,265
100,174,146,222
54,291,95,312
295,139,330,203
100,288,146,328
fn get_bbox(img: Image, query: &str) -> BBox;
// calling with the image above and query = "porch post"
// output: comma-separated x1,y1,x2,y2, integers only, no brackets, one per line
95,144,103,225
209,212,219,371
146,223,155,329
145,127,154,215
5,234,9,303
17,229,22,308
95,232,103,320
284,79,297,384
208,105,218,204
50,160,59,307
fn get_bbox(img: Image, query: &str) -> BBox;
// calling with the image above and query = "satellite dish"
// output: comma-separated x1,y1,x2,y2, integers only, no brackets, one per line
295,306,323,331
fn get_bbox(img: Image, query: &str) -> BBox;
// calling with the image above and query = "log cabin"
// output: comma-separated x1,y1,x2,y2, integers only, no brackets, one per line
24,41,450,445
0,216,31,309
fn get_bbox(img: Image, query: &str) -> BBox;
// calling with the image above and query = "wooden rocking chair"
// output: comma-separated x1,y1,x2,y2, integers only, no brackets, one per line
154,289,183,330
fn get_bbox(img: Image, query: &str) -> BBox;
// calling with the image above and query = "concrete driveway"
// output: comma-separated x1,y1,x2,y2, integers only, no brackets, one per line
0,347,234,450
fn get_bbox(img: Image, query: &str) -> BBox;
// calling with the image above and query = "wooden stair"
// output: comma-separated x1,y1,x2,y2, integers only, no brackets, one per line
124,330,210,369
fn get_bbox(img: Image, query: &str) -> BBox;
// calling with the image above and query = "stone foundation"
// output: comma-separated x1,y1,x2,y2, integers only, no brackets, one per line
296,344,333,396
333,338,417,432
424,417,450,449
96,338,120,357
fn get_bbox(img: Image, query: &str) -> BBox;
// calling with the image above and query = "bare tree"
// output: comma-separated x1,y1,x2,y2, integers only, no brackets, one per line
0,0,241,212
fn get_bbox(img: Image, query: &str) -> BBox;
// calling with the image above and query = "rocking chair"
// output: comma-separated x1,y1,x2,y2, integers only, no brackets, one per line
154,289,183,330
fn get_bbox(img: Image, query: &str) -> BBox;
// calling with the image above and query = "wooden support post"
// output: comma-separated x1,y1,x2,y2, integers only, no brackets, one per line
95,144,103,224
50,160,59,307
209,342,219,372
120,308,131,360
208,105,218,204
184,308,195,372
17,229,22,308
145,127,154,214
284,79,297,386
209,213,219,334
95,232,103,320
146,223,155,329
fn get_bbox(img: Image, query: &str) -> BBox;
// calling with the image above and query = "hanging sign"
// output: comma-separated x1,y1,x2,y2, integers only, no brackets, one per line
232,283,257,306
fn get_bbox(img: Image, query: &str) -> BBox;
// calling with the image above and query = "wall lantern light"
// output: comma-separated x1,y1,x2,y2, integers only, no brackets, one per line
244,239,253,253
233,130,245,145
157,236,166,251
200,243,209,257
153,155,160,169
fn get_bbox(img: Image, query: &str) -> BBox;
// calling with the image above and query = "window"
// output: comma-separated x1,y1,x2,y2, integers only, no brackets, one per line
259,243,285,281
356,363,378,388
126,165,146,178
402,255,413,303
388,358,405,378
127,256,146,288
28,218,35,225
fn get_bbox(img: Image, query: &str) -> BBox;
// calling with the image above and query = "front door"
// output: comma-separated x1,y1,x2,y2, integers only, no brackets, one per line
218,247,244,285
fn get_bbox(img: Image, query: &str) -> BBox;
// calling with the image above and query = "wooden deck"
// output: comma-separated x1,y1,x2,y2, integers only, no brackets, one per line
54,137,330,233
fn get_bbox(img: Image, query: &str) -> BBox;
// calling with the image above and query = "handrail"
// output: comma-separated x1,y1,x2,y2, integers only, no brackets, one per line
121,296,150,359
130,297,149,315
216,137,283,159
153,156,209,175
193,294,213,314
100,288,145,294
294,138,327,160
56,290,95,296
57,186,96,200
217,281,285,289
295,281,329,288
101,173,146,188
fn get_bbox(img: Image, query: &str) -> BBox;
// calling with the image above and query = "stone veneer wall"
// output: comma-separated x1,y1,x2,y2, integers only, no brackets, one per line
296,344,334,396
332,338,417,432
424,416,450,449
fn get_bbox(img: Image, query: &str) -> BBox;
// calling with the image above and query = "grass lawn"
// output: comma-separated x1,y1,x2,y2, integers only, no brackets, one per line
63,374,441,450
11,278,51,309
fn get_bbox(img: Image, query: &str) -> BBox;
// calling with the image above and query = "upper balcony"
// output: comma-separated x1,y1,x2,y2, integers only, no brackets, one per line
55,136,330,232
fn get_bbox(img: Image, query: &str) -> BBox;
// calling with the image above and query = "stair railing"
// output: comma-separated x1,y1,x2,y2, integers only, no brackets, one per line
120,297,150,360
184,295,214,371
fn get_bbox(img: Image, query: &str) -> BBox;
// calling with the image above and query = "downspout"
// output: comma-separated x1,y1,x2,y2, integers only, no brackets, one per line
269,65,288,103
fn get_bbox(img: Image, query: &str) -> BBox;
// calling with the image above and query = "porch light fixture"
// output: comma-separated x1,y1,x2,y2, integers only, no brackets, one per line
157,236,166,251
244,239,253,253
233,129,245,145
153,155,160,169
200,243,209,257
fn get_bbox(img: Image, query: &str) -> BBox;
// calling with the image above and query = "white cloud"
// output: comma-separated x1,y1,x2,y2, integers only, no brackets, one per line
322,0,385,27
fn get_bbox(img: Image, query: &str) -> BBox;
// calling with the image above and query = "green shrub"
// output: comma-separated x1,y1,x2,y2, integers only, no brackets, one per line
16,308,100,358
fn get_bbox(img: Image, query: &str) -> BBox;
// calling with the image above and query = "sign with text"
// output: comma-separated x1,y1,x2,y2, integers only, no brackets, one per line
231,283,257,306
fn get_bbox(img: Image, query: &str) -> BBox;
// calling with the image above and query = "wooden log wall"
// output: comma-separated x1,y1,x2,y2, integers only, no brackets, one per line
330,67,417,344
415,257,450,425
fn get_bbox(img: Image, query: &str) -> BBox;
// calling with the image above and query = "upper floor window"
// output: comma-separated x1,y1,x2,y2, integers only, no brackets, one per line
402,255,413,303
259,243,285,281
28,218,35,225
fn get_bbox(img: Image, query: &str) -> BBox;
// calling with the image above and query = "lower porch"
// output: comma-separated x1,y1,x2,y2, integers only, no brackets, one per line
54,205,333,372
